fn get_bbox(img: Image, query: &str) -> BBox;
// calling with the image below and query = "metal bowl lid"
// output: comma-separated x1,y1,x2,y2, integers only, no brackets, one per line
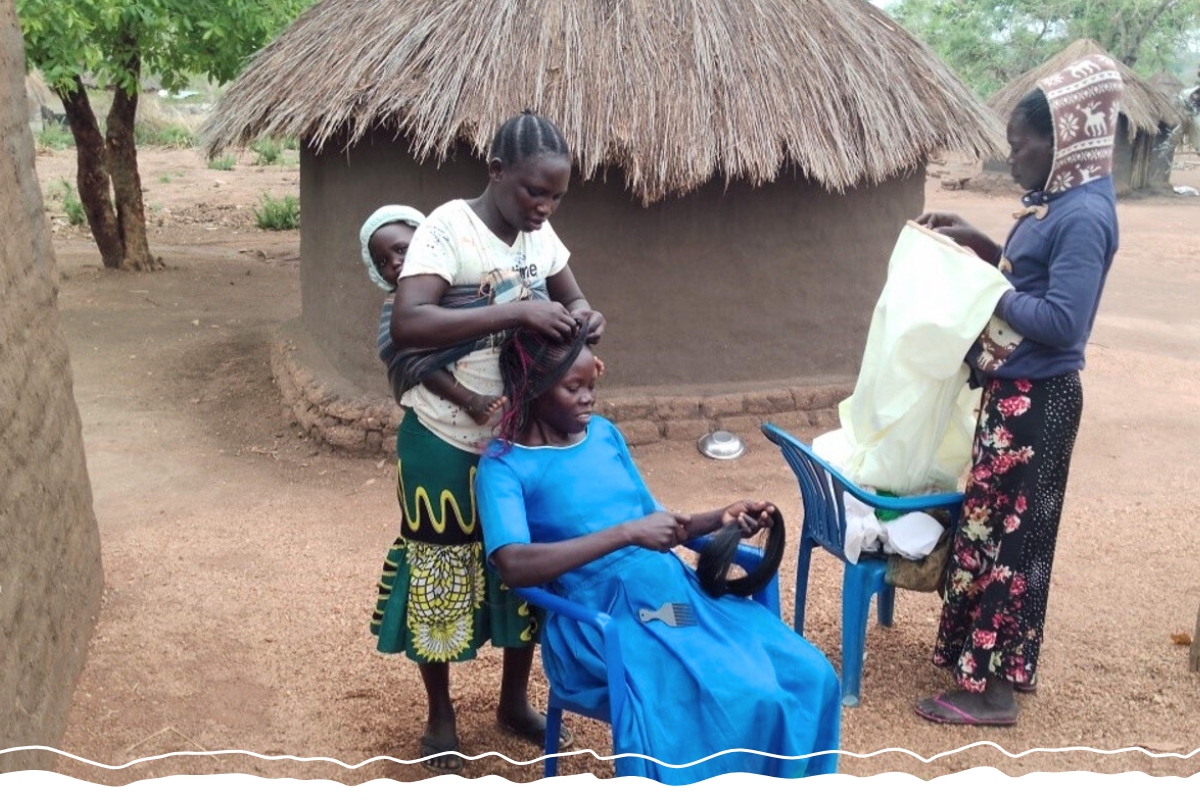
697,430,746,460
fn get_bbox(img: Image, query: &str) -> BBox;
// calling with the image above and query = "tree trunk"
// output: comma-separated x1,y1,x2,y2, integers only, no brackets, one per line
104,42,158,272
55,78,122,271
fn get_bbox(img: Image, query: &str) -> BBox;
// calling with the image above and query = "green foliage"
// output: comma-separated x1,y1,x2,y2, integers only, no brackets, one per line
254,193,299,230
250,137,283,165
134,120,197,148
887,0,1200,97
16,0,315,97
56,179,85,225
207,154,236,170
36,121,73,150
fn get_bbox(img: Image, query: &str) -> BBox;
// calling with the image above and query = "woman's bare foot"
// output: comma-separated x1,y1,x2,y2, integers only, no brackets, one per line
420,715,463,774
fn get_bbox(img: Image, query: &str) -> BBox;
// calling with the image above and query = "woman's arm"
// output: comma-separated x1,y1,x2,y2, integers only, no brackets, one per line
915,212,1003,266
995,212,1112,349
676,500,777,540
490,511,686,588
547,268,606,342
390,275,577,348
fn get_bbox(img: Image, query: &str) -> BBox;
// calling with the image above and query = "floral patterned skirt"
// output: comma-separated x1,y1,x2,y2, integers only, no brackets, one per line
370,413,539,663
933,372,1082,692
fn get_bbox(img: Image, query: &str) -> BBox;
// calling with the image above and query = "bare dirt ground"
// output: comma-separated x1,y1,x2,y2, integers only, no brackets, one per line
29,146,1200,785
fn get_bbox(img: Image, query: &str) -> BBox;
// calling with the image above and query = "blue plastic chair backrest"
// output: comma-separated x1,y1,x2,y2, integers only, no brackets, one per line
761,424,853,561
761,423,966,566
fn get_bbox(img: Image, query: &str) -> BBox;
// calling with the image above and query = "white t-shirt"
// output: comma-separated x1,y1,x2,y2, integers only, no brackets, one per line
397,199,571,452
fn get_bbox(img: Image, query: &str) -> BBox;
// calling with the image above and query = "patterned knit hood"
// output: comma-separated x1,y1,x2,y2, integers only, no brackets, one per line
1037,55,1124,195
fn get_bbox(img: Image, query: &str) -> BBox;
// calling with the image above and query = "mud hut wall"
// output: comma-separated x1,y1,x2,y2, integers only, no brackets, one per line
300,134,923,393
0,0,104,772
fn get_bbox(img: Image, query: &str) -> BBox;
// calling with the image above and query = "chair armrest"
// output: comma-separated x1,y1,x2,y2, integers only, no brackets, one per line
511,586,612,630
510,584,628,729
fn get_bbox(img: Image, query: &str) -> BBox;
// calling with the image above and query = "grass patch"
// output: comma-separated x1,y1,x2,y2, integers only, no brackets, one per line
55,179,85,226
37,122,74,150
207,154,236,171
135,121,197,148
254,193,299,231
250,137,283,166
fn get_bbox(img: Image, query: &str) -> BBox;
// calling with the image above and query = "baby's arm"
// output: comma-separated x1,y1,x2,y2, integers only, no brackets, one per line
422,369,506,426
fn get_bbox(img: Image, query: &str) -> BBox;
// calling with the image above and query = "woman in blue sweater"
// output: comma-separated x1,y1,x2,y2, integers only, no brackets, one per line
913,55,1124,726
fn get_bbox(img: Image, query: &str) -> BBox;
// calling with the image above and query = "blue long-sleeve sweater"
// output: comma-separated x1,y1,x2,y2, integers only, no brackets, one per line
984,176,1119,381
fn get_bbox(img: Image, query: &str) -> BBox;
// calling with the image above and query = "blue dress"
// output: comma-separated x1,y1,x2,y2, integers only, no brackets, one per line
476,417,841,784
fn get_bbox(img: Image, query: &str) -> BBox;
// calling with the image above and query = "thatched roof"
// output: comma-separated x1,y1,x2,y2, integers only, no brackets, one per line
990,39,1183,140
203,0,1004,203
1150,71,1184,99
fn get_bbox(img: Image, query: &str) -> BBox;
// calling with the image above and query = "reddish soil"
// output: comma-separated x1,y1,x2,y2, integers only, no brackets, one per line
30,146,1200,785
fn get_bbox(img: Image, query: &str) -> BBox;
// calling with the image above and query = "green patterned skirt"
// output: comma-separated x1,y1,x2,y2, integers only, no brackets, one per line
370,413,540,663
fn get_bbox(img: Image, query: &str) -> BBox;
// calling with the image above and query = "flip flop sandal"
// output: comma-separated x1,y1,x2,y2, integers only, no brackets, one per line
1013,678,1037,694
914,693,1018,727
419,733,464,775
498,718,575,749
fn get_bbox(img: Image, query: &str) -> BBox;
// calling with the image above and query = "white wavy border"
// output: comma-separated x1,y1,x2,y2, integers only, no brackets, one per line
1,746,1198,800
2,742,1198,770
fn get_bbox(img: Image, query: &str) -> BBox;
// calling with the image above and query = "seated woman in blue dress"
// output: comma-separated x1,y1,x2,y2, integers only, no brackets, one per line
475,322,841,784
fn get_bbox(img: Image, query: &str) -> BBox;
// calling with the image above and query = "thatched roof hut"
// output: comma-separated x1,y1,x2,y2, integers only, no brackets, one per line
205,0,1004,399
1151,71,1185,101
989,39,1183,193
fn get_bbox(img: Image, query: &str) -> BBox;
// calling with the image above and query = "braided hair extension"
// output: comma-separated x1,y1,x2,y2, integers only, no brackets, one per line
496,320,592,444
696,508,786,599
488,109,571,168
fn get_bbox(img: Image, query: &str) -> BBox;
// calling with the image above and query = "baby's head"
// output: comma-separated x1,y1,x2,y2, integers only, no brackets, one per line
360,205,426,291
497,322,597,442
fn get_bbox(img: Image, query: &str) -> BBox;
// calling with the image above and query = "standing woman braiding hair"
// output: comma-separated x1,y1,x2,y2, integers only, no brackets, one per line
912,56,1123,727
367,111,604,773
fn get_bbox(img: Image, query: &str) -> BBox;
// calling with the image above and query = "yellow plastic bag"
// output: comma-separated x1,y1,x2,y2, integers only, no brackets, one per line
837,222,1013,494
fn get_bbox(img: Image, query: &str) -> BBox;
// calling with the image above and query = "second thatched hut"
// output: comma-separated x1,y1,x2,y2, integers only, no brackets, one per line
204,0,1003,447
989,39,1184,194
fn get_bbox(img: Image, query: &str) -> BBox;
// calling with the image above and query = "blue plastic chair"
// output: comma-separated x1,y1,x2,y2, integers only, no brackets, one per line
760,422,963,707
512,536,781,778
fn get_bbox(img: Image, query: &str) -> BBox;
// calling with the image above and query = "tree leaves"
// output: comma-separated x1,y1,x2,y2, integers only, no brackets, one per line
886,0,1200,97
15,0,313,94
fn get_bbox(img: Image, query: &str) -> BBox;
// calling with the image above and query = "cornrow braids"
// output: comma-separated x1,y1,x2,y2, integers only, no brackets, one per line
1014,88,1053,139
496,321,591,444
488,110,571,168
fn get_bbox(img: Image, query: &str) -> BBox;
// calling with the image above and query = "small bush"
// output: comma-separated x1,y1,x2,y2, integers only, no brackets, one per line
59,180,85,226
135,121,197,148
250,137,282,165
37,122,73,150
255,193,299,230
207,154,236,171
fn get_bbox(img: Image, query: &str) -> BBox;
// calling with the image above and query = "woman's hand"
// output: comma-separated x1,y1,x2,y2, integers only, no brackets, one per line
623,511,688,552
720,500,776,538
915,212,1001,265
520,300,578,341
573,308,607,343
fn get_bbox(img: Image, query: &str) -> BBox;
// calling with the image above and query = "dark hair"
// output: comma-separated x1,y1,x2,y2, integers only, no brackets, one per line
1013,88,1053,139
696,508,786,599
488,110,570,167
496,321,590,442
